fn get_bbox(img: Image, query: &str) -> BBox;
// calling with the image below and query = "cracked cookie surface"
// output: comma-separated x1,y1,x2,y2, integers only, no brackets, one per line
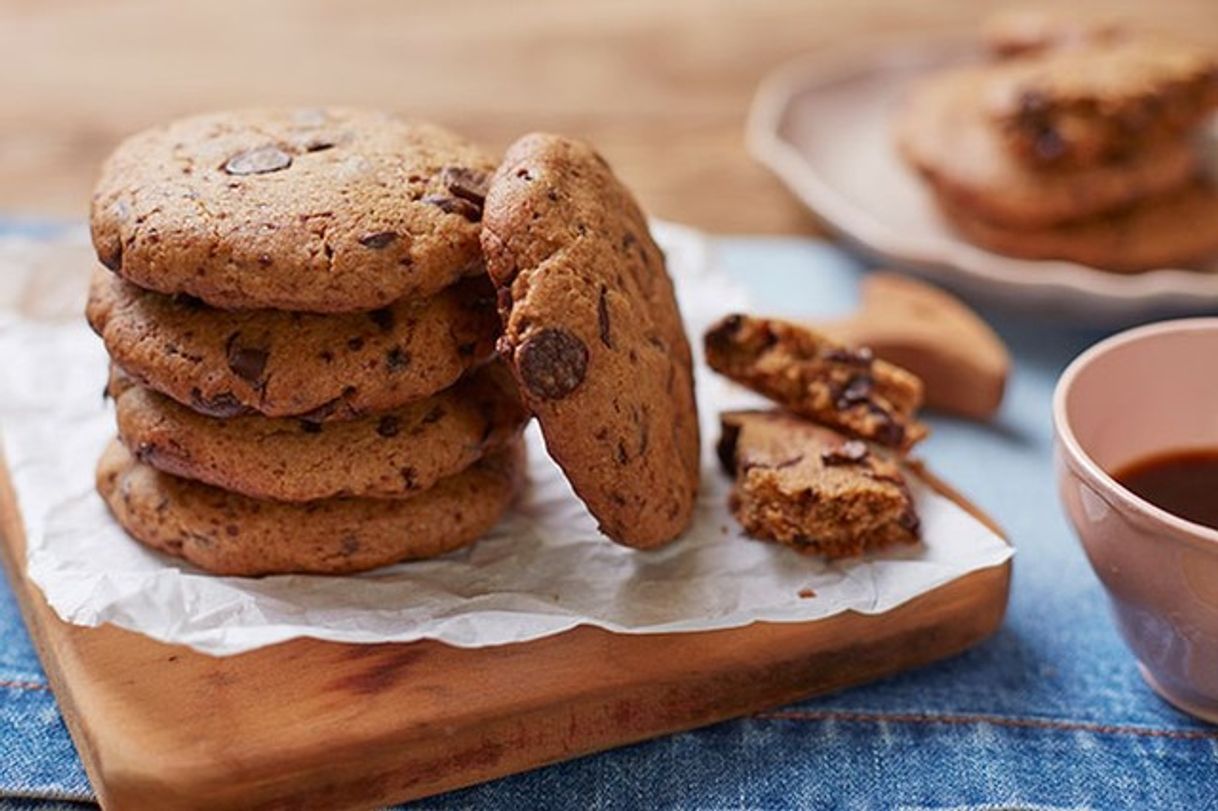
91,108,496,312
96,439,524,576
87,267,499,420
704,314,928,451
481,133,700,549
718,410,920,559
111,363,528,502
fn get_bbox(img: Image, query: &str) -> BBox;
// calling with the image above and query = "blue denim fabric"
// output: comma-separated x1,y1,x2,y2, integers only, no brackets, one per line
3,226,1218,809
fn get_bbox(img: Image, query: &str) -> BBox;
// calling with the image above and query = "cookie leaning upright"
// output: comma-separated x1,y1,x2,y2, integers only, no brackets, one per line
91,108,496,312
480,134,700,548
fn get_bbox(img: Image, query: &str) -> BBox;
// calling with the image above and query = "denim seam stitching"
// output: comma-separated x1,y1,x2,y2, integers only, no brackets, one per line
755,709,1218,740
0,679,49,692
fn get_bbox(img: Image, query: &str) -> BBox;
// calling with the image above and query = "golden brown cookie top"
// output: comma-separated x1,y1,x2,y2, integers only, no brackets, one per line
896,66,1200,226
984,39,1218,165
91,108,496,312
481,133,700,549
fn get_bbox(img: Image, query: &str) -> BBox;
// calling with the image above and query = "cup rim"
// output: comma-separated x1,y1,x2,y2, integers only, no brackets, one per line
1052,317,1218,550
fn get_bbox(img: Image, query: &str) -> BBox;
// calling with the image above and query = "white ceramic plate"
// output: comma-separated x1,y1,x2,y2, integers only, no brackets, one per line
746,35,1218,324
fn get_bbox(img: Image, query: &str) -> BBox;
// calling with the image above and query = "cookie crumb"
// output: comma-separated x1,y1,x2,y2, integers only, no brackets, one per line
798,587,817,599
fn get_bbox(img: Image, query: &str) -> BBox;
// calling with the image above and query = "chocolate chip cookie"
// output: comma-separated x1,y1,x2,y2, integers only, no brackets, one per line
110,362,528,501
481,133,700,549
96,439,524,576
897,67,1200,227
938,180,1218,271
704,314,928,451
87,267,498,420
986,40,1218,167
718,410,920,559
91,108,496,312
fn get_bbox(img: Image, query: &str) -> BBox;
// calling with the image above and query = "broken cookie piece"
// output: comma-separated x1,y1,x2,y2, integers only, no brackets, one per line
718,410,921,559
704,314,928,451
817,273,1009,421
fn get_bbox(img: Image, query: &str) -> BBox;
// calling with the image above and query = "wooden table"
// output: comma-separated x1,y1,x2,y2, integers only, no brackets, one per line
3,0,1215,234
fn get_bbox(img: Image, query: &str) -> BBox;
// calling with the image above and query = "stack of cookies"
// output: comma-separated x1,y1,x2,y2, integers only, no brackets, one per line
86,110,703,574
86,109,529,576
704,314,928,559
898,18,1218,272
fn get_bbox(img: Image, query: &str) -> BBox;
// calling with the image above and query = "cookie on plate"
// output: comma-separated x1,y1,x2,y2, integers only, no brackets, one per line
86,268,499,420
896,67,1200,227
111,363,528,502
704,314,928,451
937,180,1218,272
481,133,700,549
96,439,524,576
91,108,496,312
986,39,1218,166
718,410,920,559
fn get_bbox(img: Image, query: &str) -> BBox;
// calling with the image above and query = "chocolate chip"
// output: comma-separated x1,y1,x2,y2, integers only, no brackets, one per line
376,416,401,438
189,389,247,418
875,418,906,449
359,231,396,249
517,328,588,400
704,314,745,354
440,166,489,205
223,145,293,175
225,342,268,385
172,293,205,311
386,347,410,371
821,440,869,466
824,346,874,367
716,422,742,475
368,308,395,331
304,139,335,153
300,421,322,434
597,285,612,348
836,374,874,409
347,337,365,352
400,467,417,488
422,195,481,222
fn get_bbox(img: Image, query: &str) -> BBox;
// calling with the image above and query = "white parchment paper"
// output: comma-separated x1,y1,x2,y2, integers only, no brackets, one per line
0,223,1011,656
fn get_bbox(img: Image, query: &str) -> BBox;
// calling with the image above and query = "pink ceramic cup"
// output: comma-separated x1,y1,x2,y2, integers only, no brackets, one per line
1054,318,1218,723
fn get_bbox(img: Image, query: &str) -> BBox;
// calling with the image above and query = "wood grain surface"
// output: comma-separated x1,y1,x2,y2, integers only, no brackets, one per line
0,450,1010,810
2,0,1215,233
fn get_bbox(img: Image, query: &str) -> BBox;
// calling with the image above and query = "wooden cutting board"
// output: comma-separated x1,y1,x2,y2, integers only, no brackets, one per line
0,457,1010,810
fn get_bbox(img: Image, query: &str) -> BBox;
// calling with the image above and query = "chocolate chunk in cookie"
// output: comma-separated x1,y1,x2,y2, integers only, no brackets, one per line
91,108,496,312
718,410,920,559
481,133,700,549
704,314,928,451
86,268,499,420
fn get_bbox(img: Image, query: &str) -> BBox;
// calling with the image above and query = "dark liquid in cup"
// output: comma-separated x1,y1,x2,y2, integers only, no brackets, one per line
1114,449,1218,531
